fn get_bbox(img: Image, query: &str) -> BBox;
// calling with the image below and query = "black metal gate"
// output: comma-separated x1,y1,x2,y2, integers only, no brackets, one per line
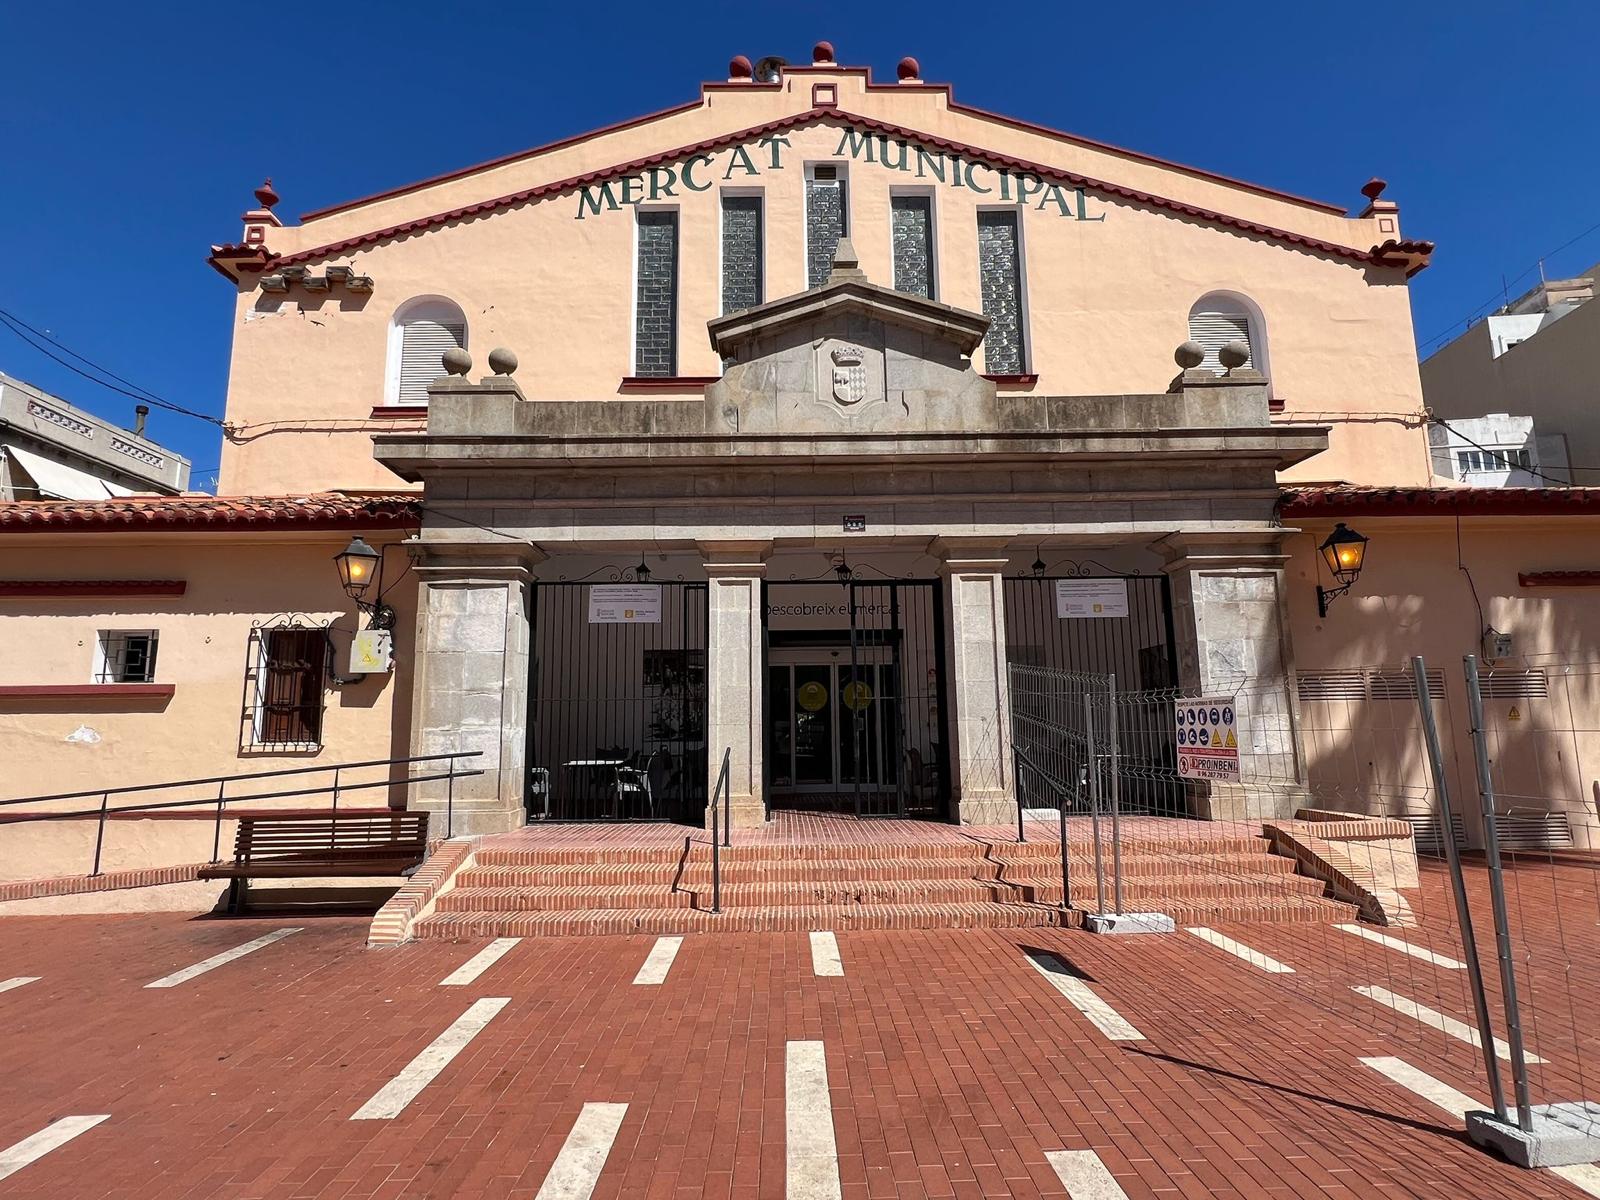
1003,574,1176,686
763,580,950,820
526,582,708,823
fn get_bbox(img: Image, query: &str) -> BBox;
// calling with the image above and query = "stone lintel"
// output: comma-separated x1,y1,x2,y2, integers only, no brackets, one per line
930,537,1011,575
698,540,771,577
408,538,545,581
1155,531,1292,573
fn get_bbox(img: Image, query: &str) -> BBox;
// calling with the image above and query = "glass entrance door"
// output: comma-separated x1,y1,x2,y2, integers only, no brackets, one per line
767,651,895,799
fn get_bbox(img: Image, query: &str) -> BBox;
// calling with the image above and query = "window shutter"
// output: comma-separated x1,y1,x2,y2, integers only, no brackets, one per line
1187,311,1252,373
397,320,466,403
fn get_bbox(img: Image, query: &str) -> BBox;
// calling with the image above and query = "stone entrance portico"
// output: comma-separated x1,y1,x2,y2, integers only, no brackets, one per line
378,247,1327,835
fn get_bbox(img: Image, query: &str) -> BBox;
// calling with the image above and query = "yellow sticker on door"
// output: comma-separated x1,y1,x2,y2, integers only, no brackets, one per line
798,681,829,711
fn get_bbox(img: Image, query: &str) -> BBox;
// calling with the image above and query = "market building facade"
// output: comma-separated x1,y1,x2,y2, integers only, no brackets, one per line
6,46,1600,882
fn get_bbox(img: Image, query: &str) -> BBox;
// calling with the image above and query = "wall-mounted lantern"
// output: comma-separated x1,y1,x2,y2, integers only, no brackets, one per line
333,536,397,629
1316,522,1370,617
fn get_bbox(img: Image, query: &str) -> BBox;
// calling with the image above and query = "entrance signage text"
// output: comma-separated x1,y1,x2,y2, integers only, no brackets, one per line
1174,698,1241,783
587,583,662,624
1054,578,1130,619
577,129,1105,221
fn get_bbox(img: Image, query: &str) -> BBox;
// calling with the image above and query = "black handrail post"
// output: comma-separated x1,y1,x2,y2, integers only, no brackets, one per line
446,768,455,840
710,761,722,915
211,781,226,864
1015,749,1026,843
91,791,109,877
1057,799,1070,914
722,748,731,848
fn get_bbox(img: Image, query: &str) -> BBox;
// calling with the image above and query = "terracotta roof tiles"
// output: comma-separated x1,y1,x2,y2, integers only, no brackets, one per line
0,492,421,532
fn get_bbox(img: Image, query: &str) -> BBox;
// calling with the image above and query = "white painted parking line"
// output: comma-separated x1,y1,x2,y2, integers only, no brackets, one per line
1361,1057,1600,1199
0,1115,109,1183
351,997,510,1120
144,927,301,989
0,976,41,994
632,936,682,986
809,931,843,977
1186,927,1296,974
1353,986,1545,1062
441,937,521,986
533,1102,628,1200
1359,1055,1482,1119
1023,950,1144,1042
1045,1149,1130,1198
786,1040,843,1200
1335,924,1467,970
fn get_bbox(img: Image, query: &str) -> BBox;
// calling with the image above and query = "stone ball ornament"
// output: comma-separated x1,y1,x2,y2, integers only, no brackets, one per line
1218,340,1251,370
812,41,835,64
728,55,753,80
441,346,472,376
1174,341,1205,369
487,347,518,377
897,56,921,82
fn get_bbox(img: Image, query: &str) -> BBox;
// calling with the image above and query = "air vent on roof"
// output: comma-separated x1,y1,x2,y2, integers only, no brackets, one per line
1479,669,1548,699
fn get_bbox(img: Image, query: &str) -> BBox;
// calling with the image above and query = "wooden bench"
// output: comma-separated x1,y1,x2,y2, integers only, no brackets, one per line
198,811,429,913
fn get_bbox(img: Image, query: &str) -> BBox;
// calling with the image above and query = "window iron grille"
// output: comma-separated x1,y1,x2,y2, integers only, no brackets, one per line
96,630,158,683
242,620,332,751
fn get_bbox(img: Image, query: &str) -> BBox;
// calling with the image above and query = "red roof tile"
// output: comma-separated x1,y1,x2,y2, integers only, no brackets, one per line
0,493,421,532
1282,485,1600,517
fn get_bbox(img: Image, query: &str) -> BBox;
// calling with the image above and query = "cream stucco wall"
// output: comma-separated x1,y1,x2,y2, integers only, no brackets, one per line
217,67,1431,495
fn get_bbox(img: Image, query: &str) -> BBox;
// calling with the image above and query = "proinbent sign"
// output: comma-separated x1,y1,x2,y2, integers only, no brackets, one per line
1174,697,1241,783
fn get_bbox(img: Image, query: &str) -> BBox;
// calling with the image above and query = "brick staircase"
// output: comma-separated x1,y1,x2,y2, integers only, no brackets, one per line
413,830,1358,939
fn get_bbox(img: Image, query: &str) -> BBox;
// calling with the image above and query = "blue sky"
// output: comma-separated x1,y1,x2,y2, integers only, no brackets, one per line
2,1,1596,490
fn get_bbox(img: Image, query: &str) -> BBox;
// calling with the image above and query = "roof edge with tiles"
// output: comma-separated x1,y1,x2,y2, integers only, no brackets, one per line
0,492,421,533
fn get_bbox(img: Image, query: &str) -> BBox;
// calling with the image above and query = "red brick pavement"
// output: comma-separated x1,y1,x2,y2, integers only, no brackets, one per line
0,888,1591,1199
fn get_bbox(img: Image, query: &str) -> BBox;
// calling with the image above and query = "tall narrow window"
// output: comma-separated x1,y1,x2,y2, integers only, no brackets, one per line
720,195,763,314
1187,294,1267,378
251,627,328,747
634,210,679,377
891,194,935,299
389,297,467,404
806,164,848,289
977,210,1026,374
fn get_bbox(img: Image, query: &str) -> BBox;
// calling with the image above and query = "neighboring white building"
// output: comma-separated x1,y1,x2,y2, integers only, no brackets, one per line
1422,265,1598,485
1428,412,1570,486
0,371,191,500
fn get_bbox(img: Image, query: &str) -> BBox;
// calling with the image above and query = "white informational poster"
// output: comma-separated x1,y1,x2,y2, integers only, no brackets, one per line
587,583,662,624
349,629,393,674
1054,578,1130,619
1174,697,1241,782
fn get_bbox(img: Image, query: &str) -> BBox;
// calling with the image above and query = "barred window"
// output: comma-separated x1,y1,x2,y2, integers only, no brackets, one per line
634,210,680,377
95,630,158,683
248,626,329,748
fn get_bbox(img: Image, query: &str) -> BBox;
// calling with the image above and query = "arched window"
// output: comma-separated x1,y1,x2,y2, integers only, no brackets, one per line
386,297,468,404
1187,292,1268,379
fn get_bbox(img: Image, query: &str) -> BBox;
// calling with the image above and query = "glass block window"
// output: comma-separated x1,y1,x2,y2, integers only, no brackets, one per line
806,165,848,289
95,630,158,683
634,210,679,377
977,210,1026,374
720,195,763,314
891,194,935,299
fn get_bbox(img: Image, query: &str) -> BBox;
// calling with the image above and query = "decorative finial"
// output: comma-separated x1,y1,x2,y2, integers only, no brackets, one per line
1361,177,1388,201
812,41,836,65
827,236,865,283
728,55,753,81
253,177,279,210
487,347,518,377
1174,341,1205,370
897,56,921,83
1218,340,1251,371
441,347,472,377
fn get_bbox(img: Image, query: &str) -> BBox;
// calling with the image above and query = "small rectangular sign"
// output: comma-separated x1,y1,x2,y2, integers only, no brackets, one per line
1054,578,1130,619
1174,697,1241,783
349,629,393,674
843,514,866,532
588,583,662,624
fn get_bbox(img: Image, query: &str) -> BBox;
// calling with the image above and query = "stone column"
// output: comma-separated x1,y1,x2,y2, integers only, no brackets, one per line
702,541,769,828
407,541,543,837
1158,533,1305,820
936,543,1016,825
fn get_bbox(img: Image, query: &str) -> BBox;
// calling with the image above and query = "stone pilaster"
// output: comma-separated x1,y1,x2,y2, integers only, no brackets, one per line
408,541,544,837
702,541,769,828
1158,533,1305,820
935,543,1016,825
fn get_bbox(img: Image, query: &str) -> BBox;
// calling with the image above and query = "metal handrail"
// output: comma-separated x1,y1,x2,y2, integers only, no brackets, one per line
0,751,483,878
708,747,730,914
1012,747,1073,914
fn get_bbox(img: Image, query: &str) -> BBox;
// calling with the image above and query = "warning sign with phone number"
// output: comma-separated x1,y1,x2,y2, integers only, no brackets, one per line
1174,698,1241,782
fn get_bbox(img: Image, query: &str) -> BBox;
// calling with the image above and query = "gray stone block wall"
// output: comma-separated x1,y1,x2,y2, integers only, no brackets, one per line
890,194,934,299
806,176,846,289
977,210,1025,374
721,196,763,314
634,210,679,376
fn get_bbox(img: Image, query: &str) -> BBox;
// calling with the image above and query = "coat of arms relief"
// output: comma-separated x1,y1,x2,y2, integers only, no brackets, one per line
813,338,883,416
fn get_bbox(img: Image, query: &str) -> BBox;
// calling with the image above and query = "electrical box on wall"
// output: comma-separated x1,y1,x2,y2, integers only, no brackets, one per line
1484,630,1514,662
349,629,394,674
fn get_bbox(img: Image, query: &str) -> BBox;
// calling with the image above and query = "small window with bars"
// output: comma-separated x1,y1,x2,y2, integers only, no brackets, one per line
95,630,158,683
245,625,330,749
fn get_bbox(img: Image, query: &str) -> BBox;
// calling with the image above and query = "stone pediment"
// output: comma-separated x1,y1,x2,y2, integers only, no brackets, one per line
705,240,996,435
